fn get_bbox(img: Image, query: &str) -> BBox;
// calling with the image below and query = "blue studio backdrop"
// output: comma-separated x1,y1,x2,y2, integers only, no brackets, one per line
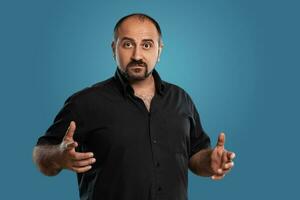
1,0,299,199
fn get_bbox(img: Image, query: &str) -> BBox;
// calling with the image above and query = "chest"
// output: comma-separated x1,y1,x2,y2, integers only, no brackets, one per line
80,93,192,163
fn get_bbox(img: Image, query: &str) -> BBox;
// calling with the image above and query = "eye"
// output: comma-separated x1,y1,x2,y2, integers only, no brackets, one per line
123,41,133,48
143,42,152,49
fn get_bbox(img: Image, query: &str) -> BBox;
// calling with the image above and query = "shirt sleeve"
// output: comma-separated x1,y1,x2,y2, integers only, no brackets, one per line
188,96,211,159
36,95,81,146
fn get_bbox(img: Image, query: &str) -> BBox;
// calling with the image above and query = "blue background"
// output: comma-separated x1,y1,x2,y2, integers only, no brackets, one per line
1,0,299,199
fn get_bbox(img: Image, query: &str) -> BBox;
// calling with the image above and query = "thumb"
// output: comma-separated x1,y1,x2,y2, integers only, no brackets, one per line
64,121,76,140
216,132,225,147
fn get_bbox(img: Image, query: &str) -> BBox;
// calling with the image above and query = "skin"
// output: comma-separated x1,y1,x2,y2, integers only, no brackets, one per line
189,133,236,180
32,121,95,175
111,17,163,106
112,17,163,82
33,16,236,179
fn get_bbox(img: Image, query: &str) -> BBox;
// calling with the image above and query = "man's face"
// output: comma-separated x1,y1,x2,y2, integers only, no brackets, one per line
112,17,163,81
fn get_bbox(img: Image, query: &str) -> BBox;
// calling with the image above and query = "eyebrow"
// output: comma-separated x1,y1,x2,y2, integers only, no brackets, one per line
121,37,154,43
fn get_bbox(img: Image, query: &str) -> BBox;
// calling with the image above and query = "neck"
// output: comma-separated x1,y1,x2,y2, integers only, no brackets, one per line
129,75,155,94
130,75,155,112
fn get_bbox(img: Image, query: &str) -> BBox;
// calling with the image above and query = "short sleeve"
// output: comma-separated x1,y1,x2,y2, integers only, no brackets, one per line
188,98,211,158
36,95,80,146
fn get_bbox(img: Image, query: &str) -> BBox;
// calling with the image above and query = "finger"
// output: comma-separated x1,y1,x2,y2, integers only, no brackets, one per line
211,175,224,180
223,161,234,170
227,151,236,161
220,168,230,174
64,121,76,140
222,168,232,174
217,168,223,175
222,151,228,163
216,132,225,147
71,165,92,173
217,160,234,175
211,174,225,180
72,158,96,167
60,141,78,151
70,152,94,160
215,151,228,174
65,141,78,150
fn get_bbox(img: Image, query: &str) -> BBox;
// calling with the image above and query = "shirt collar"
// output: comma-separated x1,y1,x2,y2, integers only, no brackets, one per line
114,67,166,96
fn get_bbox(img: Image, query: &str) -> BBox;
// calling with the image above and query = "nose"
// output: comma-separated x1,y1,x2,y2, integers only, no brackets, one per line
131,46,142,61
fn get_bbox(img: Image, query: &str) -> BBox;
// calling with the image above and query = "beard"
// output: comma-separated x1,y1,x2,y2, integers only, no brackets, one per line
123,60,152,81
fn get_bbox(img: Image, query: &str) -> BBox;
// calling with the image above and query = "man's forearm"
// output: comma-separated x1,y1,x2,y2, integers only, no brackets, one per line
188,148,214,177
32,145,63,176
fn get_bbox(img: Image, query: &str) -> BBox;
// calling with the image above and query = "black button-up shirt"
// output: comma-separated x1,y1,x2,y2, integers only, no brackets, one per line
37,68,211,200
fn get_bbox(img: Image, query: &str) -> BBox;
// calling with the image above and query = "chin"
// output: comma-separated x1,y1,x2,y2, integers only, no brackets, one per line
127,69,148,80
128,74,147,81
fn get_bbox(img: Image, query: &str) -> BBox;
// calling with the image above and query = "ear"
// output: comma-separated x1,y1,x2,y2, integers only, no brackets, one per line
157,43,164,62
111,41,116,60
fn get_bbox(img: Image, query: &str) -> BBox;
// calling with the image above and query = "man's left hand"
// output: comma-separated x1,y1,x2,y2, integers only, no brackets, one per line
210,132,236,180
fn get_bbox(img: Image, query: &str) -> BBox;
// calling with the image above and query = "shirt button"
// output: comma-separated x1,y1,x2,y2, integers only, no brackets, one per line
152,138,157,144
156,162,160,167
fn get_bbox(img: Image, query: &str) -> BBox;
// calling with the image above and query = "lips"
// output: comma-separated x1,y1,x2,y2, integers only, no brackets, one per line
129,65,144,68
128,63,146,68
129,65,144,71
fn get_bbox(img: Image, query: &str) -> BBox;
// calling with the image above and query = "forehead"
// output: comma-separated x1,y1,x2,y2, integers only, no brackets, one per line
116,17,159,41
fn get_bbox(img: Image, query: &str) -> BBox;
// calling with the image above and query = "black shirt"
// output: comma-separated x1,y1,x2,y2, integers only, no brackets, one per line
37,68,211,200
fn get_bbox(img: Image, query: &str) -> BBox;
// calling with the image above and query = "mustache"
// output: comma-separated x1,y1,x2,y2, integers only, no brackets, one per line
127,60,147,68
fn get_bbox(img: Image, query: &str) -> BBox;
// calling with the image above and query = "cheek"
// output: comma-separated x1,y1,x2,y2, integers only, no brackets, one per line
147,51,159,66
116,50,130,66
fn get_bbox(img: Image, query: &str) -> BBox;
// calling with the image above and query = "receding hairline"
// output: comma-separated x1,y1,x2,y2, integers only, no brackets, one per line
113,13,162,43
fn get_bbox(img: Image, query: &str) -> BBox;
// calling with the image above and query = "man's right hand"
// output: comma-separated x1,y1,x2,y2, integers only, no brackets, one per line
58,121,96,173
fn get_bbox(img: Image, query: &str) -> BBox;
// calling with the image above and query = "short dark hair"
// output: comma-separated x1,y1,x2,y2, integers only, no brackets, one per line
113,13,162,43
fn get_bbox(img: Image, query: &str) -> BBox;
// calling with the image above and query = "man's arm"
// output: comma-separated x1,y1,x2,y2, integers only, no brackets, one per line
32,121,96,176
189,148,214,177
189,133,236,180
33,144,64,176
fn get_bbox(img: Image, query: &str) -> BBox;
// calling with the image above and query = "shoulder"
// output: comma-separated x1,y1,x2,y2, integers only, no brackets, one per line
163,81,197,113
163,81,192,101
64,77,117,104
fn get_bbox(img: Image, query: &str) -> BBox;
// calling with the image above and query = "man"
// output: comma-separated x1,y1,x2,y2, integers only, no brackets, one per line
33,13,235,200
